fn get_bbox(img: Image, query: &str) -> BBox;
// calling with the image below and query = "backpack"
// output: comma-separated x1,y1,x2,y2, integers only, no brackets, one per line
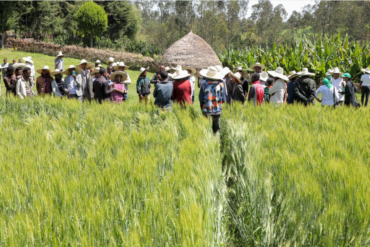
202,80,224,114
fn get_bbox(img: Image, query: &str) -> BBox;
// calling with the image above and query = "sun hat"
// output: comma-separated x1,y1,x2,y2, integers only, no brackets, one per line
91,67,100,75
361,68,370,74
36,65,51,74
341,73,351,79
199,66,224,81
22,56,34,64
171,67,190,80
220,67,231,78
268,67,289,81
183,66,196,75
111,71,128,82
288,70,299,79
297,68,315,77
139,67,148,75
260,71,269,82
56,51,64,57
51,69,64,76
326,69,334,75
230,71,242,84
76,59,94,69
112,62,118,67
215,65,223,72
107,57,114,64
250,62,265,70
95,59,101,64
114,62,130,71
332,67,343,75
64,65,78,75
234,66,247,76
13,63,27,70
165,66,171,72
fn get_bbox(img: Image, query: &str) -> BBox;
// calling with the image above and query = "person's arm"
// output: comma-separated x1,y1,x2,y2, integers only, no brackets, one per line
314,88,322,102
150,73,158,84
284,87,287,104
136,78,142,97
153,84,158,98
172,82,176,100
307,81,316,102
104,82,114,94
199,84,204,109
124,74,132,84
16,79,24,99
294,83,307,103
3,77,11,90
52,80,63,97
36,78,42,94
148,78,151,92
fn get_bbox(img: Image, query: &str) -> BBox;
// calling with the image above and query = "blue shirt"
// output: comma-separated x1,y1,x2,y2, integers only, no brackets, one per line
153,80,173,107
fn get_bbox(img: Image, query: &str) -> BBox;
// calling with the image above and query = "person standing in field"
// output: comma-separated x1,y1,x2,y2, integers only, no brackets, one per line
76,59,94,102
23,56,35,80
183,67,196,103
55,51,64,71
263,77,274,103
229,71,245,104
331,67,346,105
3,65,17,96
234,67,250,100
64,65,83,102
136,67,151,104
153,71,173,110
106,57,114,67
114,62,131,101
94,60,101,68
93,68,114,104
171,67,192,107
16,67,36,99
249,62,265,85
360,68,370,107
110,71,127,103
340,73,358,107
51,69,66,98
14,64,25,80
1,58,9,94
199,66,226,134
268,67,289,105
36,65,53,96
287,71,299,104
294,68,316,106
314,78,339,107
150,65,165,86
107,65,113,81
248,73,265,106
12,59,16,64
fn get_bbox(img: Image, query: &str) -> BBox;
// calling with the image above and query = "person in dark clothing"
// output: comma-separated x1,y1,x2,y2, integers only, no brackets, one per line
230,72,245,104
150,65,165,86
234,67,249,99
153,71,173,110
137,67,151,104
3,65,17,96
340,73,358,107
287,71,299,104
92,68,114,104
294,68,316,106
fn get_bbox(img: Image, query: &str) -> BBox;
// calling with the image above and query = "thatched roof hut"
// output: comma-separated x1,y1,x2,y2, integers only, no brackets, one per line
163,31,221,70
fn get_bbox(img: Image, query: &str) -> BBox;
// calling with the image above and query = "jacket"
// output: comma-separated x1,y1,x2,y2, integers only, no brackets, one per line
80,69,94,99
16,77,36,99
231,83,245,104
36,75,54,95
136,76,151,96
64,75,83,97
294,76,316,105
93,76,114,104
344,80,357,106
52,79,66,97
199,79,226,115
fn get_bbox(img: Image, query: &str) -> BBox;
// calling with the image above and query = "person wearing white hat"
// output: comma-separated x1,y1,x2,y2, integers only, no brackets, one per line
76,59,94,102
16,67,36,99
13,63,26,81
234,67,250,99
93,68,115,104
330,67,345,104
55,51,64,71
150,65,166,86
287,71,299,104
267,67,289,105
171,67,192,106
95,60,101,68
360,68,370,106
64,65,83,102
183,66,196,103
36,65,53,96
51,69,66,98
294,68,316,106
114,62,131,100
136,67,151,104
199,66,226,134
107,57,115,66
23,56,35,80
229,71,245,104
250,63,265,74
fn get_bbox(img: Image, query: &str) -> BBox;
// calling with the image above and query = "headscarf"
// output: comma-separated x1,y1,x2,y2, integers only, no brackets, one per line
323,78,332,89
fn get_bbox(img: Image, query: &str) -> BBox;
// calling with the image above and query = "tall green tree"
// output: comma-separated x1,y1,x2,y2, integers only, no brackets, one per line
0,1,15,48
75,1,108,47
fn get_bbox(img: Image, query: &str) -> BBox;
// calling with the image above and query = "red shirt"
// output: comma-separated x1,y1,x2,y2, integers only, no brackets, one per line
248,81,265,105
172,79,192,106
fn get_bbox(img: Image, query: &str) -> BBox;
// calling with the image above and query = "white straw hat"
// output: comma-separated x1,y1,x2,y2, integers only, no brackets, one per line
171,67,190,80
107,57,115,64
268,67,289,81
114,62,130,71
13,63,27,70
36,65,51,74
64,65,78,75
326,69,334,75
288,70,299,79
215,65,223,72
260,71,269,82
297,68,315,77
51,69,64,76
220,67,231,78
111,71,128,82
362,68,370,74
56,51,64,57
23,56,34,64
183,66,196,75
230,71,242,84
234,66,247,76
332,67,343,75
199,66,224,81
95,60,101,64
91,67,100,75
139,67,148,74
250,62,265,70
76,59,94,69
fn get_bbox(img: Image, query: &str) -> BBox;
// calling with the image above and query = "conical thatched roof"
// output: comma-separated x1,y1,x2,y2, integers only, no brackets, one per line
163,31,221,70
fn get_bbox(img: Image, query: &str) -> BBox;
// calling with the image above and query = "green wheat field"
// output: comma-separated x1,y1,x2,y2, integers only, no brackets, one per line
0,50,369,246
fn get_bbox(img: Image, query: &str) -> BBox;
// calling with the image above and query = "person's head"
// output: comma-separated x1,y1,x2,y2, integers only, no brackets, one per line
42,69,50,76
107,65,113,74
99,67,107,77
3,58,7,63
115,74,122,83
254,66,262,73
7,65,14,75
55,73,62,80
333,73,340,79
69,68,75,75
18,59,22,63
80,63,87,71
12,59,16,64
119,66,126,71
160,70,168,81
186,69,193,75
291,76,298,82
159,65,165,72
251,73,260,83
341,73,351,83
16,67,23,76
266,78,274,87
141,71,147,77
23,67,31,78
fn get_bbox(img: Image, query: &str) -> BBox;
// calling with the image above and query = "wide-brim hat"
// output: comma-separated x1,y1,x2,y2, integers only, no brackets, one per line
288,70,299,79
114,62,130,71
361,68,370,74
91,67,100,75
183,66,196,75
325,69,333,75
215,65,223,72
95,60,101,64
107,57,115,64
230,71,242,84
111,71,128,82
268,67,289,81
332,67,343,75
220,67,231,78
171,68,190,80
297,68,315,77
260,71,269,82
165,66,171,72
250,62,265,70
199,66,224,81
23,56,34,64
234,66,247,76
341,73,351,79
76,59,94,69
51,69,64,76
64,65,79,75
36,65,51,74
56,51,64,57
13,63,27,70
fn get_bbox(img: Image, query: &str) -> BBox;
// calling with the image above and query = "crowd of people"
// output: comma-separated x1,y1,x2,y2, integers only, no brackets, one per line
0,52,368,134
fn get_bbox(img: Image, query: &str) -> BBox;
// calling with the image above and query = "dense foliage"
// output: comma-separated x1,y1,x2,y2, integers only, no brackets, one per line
218,34,370,81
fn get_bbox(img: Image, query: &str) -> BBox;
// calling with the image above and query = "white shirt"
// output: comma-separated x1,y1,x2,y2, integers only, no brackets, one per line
269,79,286,104
361,74,370,86
331,77,345,101
315,85,339,106
65,75,76,94
26,62,35,78
189,76,195,97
